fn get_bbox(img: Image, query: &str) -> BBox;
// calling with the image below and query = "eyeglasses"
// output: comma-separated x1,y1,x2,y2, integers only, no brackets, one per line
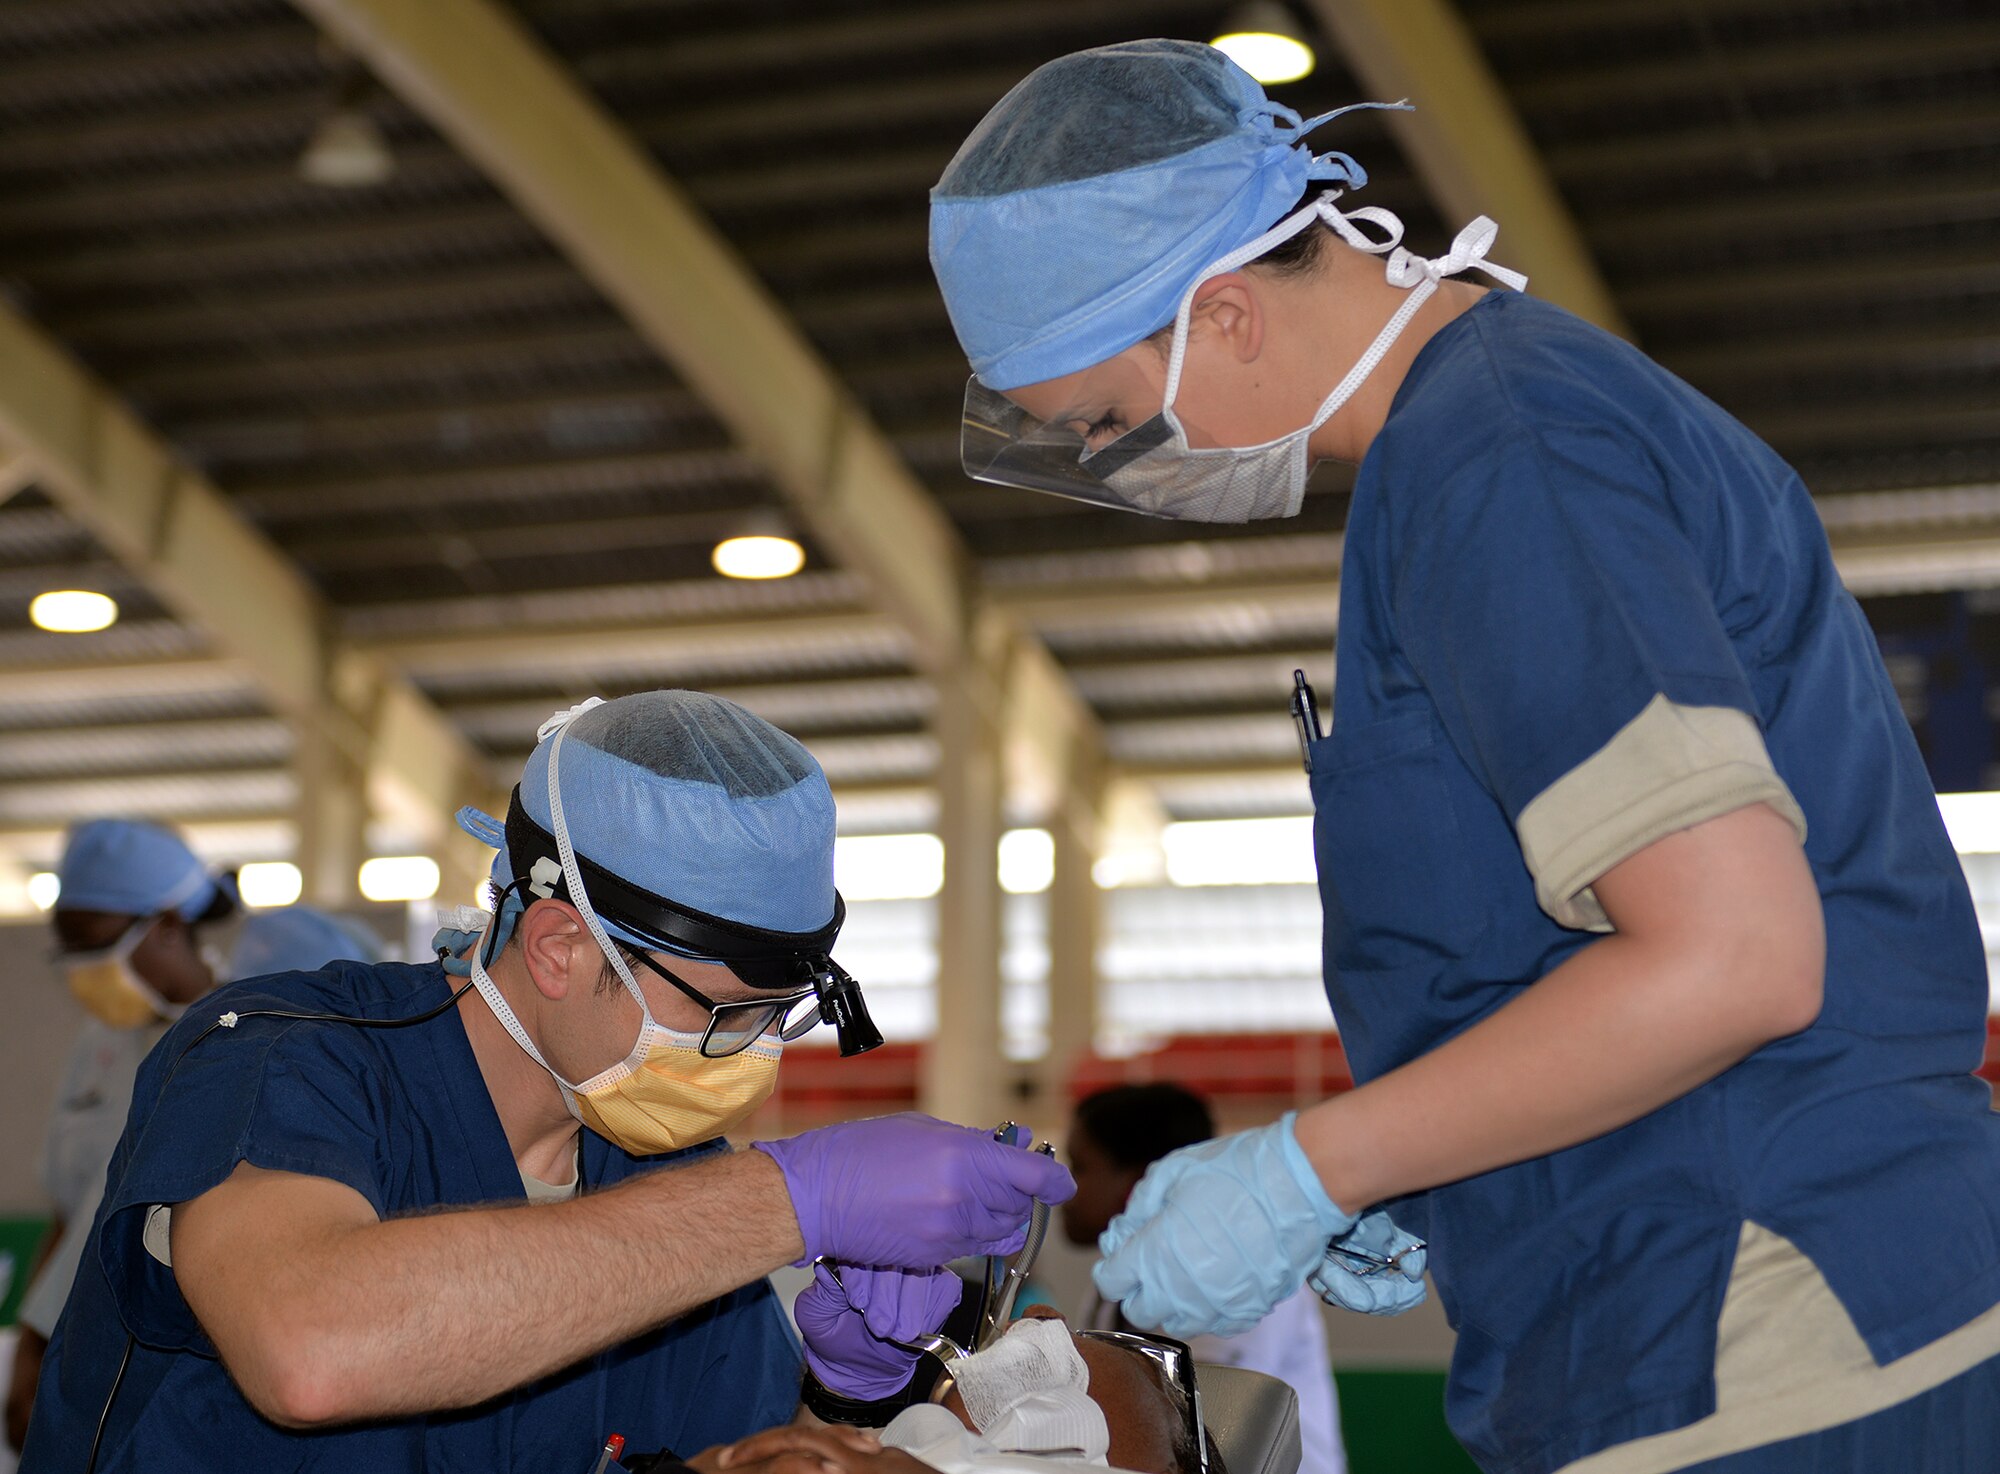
629,951,823,1058
1075,1329,1209,1474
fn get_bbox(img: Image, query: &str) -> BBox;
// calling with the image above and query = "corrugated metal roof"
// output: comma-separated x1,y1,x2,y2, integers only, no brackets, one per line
0,0,1992,869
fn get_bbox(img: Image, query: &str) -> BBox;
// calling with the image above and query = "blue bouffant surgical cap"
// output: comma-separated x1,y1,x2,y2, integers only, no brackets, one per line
458,690,837,951
230,905,384,981
930,39,1391,391
56,818,238,923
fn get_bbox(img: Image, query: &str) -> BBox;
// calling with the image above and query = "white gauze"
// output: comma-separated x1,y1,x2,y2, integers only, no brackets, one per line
951,1318,1111,1462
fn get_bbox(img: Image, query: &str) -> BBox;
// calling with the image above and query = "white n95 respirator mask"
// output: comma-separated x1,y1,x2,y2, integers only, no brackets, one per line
959,200,1524,524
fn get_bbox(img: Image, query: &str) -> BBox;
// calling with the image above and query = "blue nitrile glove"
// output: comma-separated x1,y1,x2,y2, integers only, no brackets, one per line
755,1113,1076,1268
795,1262,966,1399
1312,1208,1428,1315
1092,1111,1355,1338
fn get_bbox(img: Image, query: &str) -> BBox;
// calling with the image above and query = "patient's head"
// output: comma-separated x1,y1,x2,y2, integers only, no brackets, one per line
939,1308,1223,1474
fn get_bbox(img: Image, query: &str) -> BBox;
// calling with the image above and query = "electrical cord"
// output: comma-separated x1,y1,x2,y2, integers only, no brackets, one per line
80,973,475,1474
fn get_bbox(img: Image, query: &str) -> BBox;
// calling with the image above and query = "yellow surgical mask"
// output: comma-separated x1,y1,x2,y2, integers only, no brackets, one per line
469,941,780,1156
469,707,790,1157
64,919,182,1030
569,1024,780,1156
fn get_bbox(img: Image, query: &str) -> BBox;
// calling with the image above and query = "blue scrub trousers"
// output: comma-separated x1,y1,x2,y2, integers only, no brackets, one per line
1670,1354,2000,1472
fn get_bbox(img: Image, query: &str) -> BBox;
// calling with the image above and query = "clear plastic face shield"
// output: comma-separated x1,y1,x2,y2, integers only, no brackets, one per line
960,197,1525,523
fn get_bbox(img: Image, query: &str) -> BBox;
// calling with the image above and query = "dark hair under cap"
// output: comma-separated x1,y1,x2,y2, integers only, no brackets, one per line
1074,1082,1215,1170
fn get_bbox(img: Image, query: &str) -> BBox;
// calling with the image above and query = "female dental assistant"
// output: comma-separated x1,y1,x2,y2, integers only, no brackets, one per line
926,40,2000,1474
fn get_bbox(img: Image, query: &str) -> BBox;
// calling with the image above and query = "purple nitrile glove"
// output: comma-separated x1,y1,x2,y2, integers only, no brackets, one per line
796,1262,967,1399
754,1112,1076,1268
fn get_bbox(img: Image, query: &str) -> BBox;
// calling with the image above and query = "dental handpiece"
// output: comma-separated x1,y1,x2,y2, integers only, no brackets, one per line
987,1144,1056,1334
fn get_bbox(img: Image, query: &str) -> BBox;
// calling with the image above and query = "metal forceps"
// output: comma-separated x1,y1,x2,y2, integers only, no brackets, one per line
1323,1237,1426,1276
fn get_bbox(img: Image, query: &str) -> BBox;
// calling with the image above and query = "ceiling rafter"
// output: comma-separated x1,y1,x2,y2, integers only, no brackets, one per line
1301,0,1630,337
1512,16,2000,115
292,0,1107,846
0,301,498,892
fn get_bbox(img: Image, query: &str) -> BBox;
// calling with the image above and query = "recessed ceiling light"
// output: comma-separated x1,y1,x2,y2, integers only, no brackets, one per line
713,533,806,580
30,589,118,633
1212,2,1317,85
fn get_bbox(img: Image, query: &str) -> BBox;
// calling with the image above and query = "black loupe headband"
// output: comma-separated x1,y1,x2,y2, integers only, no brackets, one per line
501,787,882,1056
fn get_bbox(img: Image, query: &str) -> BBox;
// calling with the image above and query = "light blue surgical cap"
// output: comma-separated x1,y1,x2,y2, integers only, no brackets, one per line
930,38,1380,391
56,818,237,922
458,690,837,950
230,905,384,981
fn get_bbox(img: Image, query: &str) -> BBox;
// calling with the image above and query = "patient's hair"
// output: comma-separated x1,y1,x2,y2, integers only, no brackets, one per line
1074,1083,1214,1170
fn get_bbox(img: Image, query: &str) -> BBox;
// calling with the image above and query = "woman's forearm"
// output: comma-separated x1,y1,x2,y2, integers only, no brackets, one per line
1296,803,1823,1211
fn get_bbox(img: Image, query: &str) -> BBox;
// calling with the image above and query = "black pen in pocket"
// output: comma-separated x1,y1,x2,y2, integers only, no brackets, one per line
1291,669,1325,772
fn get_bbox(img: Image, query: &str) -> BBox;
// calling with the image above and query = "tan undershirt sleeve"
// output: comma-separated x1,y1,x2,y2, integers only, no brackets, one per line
1516,695,1807,932
1558,1225,2000,1474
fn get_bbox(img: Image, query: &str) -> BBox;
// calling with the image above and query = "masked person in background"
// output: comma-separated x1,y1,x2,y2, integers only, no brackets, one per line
23,691,1073,1472
1063,1086,1345,1474
5,819,238,1453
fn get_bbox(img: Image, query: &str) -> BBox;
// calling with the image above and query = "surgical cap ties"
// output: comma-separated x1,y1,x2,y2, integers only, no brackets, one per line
1160,197,1527,409
537,696,606,743
545,719,654,1044
1252,96,1413,198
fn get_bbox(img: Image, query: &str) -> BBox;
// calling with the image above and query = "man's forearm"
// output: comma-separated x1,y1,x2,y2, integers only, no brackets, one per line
187,1148,805,1424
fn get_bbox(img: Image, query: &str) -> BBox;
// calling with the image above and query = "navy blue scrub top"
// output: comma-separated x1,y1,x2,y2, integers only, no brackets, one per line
1313,292,2000,1474
23,959,803,1472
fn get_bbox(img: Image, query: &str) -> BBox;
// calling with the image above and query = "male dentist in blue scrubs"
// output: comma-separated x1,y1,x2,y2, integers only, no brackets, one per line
24,691,1073,1472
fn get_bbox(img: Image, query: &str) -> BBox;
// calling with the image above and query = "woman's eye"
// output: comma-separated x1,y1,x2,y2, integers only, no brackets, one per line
1082,414,1123,446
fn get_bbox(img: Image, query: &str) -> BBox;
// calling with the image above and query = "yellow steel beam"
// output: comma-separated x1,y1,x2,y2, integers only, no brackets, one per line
292,0,1105,850
0,306,497,879
1302,0,1631,337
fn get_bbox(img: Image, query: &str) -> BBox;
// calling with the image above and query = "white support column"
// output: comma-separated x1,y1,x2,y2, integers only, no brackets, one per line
923,623,1010,1127
1038,744,1104,1126
294,714,366,907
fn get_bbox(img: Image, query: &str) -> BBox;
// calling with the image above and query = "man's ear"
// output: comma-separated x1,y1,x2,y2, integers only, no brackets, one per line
517,898,591,1003
1186,273,1266,365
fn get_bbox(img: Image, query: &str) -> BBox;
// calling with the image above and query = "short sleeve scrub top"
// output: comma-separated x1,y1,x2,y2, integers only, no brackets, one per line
1311,292,2000,1474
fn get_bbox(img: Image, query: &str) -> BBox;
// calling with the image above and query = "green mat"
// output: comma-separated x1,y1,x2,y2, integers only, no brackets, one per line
0,1216,51,1326
1334,1368,1481,1474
